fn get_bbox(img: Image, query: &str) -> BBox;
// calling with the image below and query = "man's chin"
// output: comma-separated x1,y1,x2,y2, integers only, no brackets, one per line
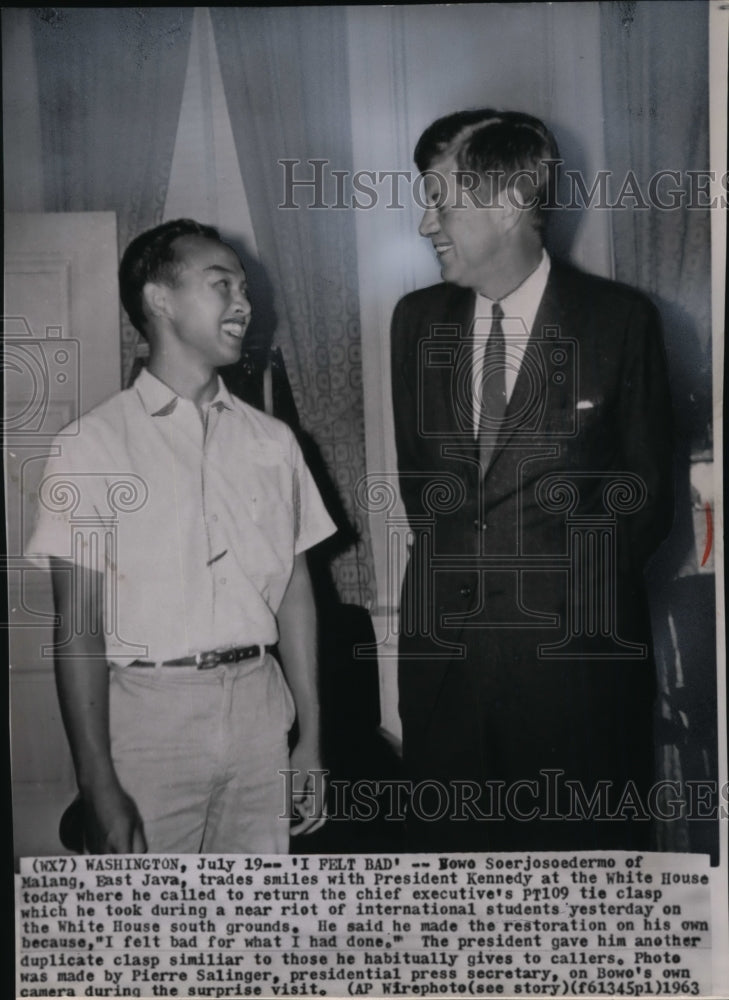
220,340,244,361
440,264,467,288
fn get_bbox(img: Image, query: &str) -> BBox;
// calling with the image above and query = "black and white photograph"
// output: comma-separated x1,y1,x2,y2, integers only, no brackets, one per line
5,4,727,998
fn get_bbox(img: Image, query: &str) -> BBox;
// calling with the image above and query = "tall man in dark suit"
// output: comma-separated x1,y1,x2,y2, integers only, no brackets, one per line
391,110,674,851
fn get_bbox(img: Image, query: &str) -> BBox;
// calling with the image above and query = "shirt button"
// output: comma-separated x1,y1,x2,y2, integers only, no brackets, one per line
459,585,472,598
211,514,219,523
474,519,488,531
220,578,227,585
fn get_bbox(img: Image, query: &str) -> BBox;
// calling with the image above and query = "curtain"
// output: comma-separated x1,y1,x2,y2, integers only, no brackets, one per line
30,8,194,385
600,1,714,856
210,7,376,609
600,1,712,451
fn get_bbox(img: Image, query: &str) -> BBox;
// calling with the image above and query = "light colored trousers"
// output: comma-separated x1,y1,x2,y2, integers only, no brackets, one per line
109,651,294,853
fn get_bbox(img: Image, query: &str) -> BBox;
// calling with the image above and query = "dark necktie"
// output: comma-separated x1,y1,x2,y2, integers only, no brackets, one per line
477,301,506,474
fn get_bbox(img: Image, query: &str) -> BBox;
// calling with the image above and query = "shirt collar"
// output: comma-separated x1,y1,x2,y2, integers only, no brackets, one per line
476,250,551,321
134,367,235,417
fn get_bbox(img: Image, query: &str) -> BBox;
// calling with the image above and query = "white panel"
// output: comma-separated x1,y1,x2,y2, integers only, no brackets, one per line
4,259,75,438
4,212,121,414
5,211,121,858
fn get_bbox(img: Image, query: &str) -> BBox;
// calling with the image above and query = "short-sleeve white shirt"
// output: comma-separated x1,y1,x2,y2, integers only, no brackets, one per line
27,369,336,663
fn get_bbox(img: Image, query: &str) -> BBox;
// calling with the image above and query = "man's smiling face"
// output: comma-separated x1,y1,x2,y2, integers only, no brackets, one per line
161,235,252,368
419,153,507,293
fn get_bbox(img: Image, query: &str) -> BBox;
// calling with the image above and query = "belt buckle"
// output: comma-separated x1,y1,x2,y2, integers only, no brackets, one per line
195,649,221,670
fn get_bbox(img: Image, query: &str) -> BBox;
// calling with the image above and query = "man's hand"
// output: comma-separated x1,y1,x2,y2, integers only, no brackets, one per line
288,742,327,837
83,782,147,854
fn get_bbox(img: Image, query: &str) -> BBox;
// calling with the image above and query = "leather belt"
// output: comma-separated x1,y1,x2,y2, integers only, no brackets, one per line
129,644,275,670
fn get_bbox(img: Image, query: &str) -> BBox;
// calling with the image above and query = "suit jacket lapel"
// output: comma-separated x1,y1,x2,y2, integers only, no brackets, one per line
440,286,476,441
418,286,478,462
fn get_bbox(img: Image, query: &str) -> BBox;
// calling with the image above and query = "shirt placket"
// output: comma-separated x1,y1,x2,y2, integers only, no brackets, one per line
201,404,228,641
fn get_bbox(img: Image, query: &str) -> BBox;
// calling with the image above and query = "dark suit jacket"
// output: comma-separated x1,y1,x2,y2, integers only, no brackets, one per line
391,259,674,849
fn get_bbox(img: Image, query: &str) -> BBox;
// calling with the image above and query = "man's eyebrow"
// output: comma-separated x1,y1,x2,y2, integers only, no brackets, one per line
203,264,243,276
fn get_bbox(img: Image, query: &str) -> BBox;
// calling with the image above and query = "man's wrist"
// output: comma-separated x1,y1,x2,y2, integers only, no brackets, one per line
293,714,321,745
292,731,322,757
77,759,120,799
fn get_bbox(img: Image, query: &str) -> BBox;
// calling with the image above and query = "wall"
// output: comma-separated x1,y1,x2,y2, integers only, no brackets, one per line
2,10,43,211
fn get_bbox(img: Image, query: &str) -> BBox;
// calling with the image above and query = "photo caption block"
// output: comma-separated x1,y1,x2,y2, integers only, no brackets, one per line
16,851,712,998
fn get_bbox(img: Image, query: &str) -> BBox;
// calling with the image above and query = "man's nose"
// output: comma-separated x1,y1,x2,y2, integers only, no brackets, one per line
419,206,439,238
233,288,252,317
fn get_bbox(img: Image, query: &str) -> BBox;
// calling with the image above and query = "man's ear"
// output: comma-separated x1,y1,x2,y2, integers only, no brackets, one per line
486,195,518,241
502,173,539,234
141,282,174,326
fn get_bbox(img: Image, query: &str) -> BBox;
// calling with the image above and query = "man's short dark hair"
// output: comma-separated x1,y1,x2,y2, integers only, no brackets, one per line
119,218,222,335
414,109,560,230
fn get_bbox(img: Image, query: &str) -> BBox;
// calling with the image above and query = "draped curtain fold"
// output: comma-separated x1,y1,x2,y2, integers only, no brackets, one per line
600,0,714,855
210,7,375,608
31,8,194,384
600,0,712,449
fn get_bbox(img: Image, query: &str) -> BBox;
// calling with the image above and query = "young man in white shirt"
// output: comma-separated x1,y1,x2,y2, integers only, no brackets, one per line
29,219,335,853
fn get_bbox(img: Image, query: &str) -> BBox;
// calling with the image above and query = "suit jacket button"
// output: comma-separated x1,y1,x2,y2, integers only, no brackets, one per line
459,585,472,598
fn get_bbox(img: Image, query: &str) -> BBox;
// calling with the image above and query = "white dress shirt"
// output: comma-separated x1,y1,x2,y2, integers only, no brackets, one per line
471,251,551,434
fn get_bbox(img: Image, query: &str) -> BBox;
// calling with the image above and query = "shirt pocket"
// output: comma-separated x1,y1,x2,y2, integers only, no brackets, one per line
244,443,297,536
